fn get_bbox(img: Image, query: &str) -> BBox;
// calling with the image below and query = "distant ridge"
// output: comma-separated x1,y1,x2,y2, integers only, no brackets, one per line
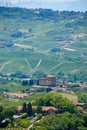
0,6,86,20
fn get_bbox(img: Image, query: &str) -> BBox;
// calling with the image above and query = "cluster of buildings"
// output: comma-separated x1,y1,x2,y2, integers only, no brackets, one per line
3,74,74,99
39,74,74,94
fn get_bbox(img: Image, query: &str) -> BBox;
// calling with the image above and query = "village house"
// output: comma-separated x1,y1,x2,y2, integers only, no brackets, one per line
72,101,87,108
17,105,58,115
39,74,56,87
4,92,28,99
41,106,58,115
32,106,58,115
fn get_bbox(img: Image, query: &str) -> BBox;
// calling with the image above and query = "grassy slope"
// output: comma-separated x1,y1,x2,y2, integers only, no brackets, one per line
0,10,87,81
60,93,77,102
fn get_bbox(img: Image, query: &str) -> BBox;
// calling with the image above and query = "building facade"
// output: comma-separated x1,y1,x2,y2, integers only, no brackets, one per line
39,74,56,87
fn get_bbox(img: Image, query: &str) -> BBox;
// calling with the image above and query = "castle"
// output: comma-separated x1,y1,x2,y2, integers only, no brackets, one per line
39,74,56,87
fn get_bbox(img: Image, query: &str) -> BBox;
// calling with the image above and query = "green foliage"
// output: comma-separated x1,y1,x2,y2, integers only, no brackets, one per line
35,92,77,113
18,119,30,128
37,114,42,119
11,31,22,38
22,103,27,113
4,106,17,118
0,106,3,112
31,112,86,130
20,113,27,119
78,92,87,103
27,102,32,116
0,92,86,129
11,71,29,78
36,106,42,114
0,7,81,21
0,106,17,125
29,79,34,86
22,102,33,116
37,88,46,92
71,84,80,88
0,81,22,92
36,87,52,93
22,80,28,86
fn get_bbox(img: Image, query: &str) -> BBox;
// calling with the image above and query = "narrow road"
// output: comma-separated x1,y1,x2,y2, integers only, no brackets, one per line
47,63,63,73
27,118,40,130
0,60,12,72
28,59,42,74
25,58,33,71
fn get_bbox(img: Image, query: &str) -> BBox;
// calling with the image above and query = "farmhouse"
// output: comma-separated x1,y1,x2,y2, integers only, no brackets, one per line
17,105,58,115
4,92,28,99
42,106,58,115
39,74,56,87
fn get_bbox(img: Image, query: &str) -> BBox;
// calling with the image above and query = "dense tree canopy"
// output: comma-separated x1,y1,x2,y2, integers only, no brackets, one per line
30,112,87,130
0,106,16,126
78,92,87,103
35,92,78,114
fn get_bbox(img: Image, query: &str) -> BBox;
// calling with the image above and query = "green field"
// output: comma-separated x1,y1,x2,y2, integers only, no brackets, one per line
60,93,77,102
0,7,87,82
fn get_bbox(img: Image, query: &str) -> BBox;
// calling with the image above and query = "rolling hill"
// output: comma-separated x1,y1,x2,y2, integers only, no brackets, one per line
0,7,87,82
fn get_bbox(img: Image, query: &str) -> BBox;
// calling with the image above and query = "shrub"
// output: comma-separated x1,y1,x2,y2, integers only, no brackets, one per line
37,114,42,119
20,113,27,119
19,119,30,128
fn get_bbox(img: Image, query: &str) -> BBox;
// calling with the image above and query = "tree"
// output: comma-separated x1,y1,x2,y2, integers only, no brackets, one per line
22,103,27,113
46,88,52,93
36,106,42,114
78,92,87,103
45,99,51,106
29,79,34,86
30,112,86,130
27,103,32,116
36,79,39,85
11,31,22,38
0,106,3,112
6,107,17,118
22,80,28,86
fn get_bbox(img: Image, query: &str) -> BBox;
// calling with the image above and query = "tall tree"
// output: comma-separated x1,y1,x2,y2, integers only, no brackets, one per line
36,106,42,114
29,79,34,86
27,103,32,116
22,80,28,86
22,102,27,113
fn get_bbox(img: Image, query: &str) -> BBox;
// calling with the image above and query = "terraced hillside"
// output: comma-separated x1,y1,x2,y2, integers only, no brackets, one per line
0,7,87,82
